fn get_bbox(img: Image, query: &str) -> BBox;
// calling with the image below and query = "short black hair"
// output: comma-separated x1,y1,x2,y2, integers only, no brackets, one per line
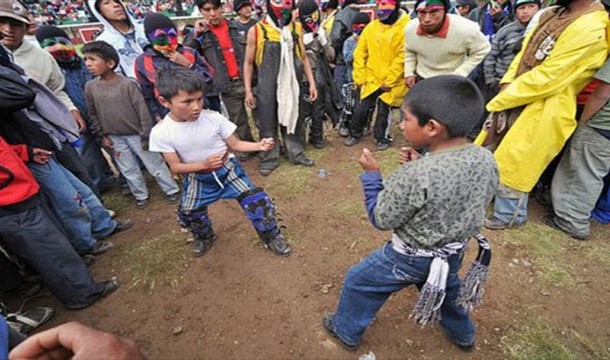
402,75,484,138
81,41,119,70
196,0,221,9
156,65,206,100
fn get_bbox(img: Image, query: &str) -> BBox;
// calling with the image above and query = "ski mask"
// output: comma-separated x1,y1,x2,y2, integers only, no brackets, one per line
298,0,321,33
351,12,370,35
376,0,399,24
268,0,295,26
144,14,179,55
36,26,78,64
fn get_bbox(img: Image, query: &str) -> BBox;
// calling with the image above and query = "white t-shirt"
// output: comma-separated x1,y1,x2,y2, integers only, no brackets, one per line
149,110,237,163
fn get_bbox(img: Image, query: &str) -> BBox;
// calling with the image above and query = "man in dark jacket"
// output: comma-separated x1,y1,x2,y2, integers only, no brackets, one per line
185,0,256,155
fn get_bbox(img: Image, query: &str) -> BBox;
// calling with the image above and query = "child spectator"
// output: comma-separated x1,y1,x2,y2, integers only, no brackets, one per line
35,25,114,194
135,13,214,121
483,0,540,98
149,66,292,257
323,76,498,351
337,12,369,137
87,0,148,79
83,41,180,208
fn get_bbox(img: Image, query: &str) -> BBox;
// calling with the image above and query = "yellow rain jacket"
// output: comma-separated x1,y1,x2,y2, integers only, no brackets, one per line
475,8,609,193
352,11,409,107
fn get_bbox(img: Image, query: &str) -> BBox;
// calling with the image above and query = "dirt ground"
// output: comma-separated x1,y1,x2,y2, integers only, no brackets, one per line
10,125,610,360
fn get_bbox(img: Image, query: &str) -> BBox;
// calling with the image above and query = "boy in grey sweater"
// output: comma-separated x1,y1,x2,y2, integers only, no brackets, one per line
483,0,540,92
323,75,498,351
84,41,179,208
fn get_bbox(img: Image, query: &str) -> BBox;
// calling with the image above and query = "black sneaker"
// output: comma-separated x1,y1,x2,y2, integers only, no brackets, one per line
64,279,119,310
376,142,390,151
292,155,314,167
338,126,350,137
136,199,149,208
166,193,180,203
193,231,217,257
344,136,359,146
322,314,359,351
261,231,292,256
89,240,114,256
260,163,279,177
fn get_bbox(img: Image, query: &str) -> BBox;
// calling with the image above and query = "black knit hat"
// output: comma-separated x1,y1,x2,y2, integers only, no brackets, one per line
353,12,370,25
144,13,176,37
298,0,318,16
404,75,484,137
35,25,70,43
233,0,251,11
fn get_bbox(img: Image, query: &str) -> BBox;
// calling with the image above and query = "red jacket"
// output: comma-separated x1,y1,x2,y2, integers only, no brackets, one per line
0,135,39,208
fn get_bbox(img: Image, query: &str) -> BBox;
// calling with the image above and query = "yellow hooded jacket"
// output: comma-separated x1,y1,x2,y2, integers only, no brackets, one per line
352,11,409,107
475,8,609,193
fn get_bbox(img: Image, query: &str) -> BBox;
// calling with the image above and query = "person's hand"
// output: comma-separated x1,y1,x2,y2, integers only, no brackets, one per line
31,148,52,165
245,91,257,109
194,18,209,35
259,137,275,152
168,51,193,68
8,321,146,360
405,76,417,89
202,152,225,170
399,146,420,164
102,136,113,150
358,148,380,172
71,110,86,133
308,85,318,102
379,83,391,92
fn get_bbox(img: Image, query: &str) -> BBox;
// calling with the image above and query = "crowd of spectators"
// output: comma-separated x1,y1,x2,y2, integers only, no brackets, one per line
22,0,198,25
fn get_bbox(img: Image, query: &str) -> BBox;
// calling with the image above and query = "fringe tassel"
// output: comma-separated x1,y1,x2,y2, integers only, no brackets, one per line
456,262,489,312
410,257,448,326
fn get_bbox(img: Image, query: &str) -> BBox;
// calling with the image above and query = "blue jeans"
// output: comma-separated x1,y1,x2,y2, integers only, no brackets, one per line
108,135,179,201
331,243,475,347
492,186,528,225
27,158,116,253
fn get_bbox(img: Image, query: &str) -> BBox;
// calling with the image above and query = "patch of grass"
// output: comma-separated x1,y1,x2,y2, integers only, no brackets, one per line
264,160,315,199
101,188,132,214
112,230,189,293
502,316,576,360
584,240,610,270
506,223,578,288
375,147,402,176
571,329,610,359
334,199,364,218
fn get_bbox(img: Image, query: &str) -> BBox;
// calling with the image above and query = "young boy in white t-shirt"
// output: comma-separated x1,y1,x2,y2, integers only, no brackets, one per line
148,66,292,257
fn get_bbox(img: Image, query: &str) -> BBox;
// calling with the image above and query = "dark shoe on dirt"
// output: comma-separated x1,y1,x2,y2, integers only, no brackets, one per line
309,137,325,149
260,163,279,177
376,142,390,151
322,314,359,351
7,307,55,334
81,254,96,267
344,136,359,146
543,215,589,240
166,193,180,203
90,240,114,256
338,126,350,137
484,216,526,230
261,231,292,256
136,199,149,208
292,155,314,167
64,279,119,310
193,231,217,257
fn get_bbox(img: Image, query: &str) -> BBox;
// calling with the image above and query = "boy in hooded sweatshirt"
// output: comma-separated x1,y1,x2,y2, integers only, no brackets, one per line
87,0,149,79
134,13,215,122
35,25,114,194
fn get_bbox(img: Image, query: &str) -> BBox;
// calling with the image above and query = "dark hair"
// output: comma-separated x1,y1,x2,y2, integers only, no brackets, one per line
81,41,119,70
196,0,221,9
156,65,206,100
402,75,484,138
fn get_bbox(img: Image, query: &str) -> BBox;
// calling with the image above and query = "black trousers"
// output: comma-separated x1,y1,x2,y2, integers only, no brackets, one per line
0,205,100,306
0,250,22,292
349,89,392,144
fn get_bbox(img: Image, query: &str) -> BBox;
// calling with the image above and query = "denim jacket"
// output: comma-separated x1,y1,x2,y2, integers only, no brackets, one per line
184,19,247,93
